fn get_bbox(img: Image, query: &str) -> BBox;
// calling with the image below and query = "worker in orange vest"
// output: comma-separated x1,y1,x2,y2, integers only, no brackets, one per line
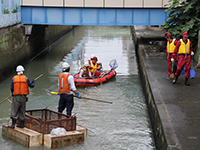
8,65,35,129
58,62,81,116
165,33,178,79
171,32,194,86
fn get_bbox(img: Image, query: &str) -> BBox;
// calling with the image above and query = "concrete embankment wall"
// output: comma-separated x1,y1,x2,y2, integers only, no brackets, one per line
131,26,168,150
0,24,74,82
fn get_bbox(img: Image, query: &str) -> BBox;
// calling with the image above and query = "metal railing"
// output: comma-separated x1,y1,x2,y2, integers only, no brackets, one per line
23,108,76,134
21,0,168,8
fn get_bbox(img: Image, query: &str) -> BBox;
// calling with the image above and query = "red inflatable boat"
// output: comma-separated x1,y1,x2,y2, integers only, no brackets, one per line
74,70,117,87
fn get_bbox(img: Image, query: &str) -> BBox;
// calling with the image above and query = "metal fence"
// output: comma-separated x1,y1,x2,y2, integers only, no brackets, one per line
0,0,21,28
19,108,77,134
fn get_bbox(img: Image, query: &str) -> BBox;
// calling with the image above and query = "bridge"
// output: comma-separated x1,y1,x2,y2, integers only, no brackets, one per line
21,0,169,26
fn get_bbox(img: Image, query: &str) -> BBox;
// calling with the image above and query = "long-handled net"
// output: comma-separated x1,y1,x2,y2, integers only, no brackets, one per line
109,59,118,70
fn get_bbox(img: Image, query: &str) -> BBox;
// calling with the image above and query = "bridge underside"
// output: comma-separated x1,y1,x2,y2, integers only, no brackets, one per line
21,7,168,26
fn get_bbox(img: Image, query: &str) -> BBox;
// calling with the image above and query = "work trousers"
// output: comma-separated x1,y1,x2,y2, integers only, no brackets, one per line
167,53,177,76
10,95,27,121
175,54,191,78
58,94,74,116
92,72,101,78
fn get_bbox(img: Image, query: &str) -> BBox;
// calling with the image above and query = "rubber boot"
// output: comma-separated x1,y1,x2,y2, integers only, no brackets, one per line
17,120,24,128
185,78,190,86
173,76,178,84
8,118,16,129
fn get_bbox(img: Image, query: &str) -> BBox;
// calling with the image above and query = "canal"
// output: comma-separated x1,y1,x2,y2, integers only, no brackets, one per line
0,26,155,149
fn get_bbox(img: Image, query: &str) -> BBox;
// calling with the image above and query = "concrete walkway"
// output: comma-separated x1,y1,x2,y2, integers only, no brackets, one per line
134,26,200,150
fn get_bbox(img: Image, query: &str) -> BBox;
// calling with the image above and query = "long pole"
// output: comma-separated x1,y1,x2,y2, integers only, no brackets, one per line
0,74,43,105
74,95,113,104
69,113,76,118
0,95,12,105
46,90,113,104
34,74,43,81
45,97,60,109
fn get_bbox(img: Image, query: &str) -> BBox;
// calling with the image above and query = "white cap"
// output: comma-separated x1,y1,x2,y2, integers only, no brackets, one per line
62,62,70,69
16,65,25,72
84,62,89,67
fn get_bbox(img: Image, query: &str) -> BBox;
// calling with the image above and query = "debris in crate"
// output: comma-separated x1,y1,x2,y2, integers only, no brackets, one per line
50,127,67,135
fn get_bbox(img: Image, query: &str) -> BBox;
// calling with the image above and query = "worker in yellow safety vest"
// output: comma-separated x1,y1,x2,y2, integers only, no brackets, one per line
172,32,194,86
165,33,178,79
88,56,101,78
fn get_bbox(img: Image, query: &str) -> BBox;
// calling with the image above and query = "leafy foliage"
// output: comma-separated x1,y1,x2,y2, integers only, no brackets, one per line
4,8,10,14
163,0,200,50
12,4,19,13
12,8,18,13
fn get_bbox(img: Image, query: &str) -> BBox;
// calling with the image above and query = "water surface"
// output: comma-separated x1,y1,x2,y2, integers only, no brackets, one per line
0,26,155,150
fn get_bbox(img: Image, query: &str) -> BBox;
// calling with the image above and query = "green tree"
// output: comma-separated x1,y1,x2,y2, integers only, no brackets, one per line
163,0,200,51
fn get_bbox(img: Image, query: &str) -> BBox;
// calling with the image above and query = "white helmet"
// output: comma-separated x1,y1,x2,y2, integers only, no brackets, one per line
90,54,95,60
84,62,89,67
62,62,70,69
16,65,25,72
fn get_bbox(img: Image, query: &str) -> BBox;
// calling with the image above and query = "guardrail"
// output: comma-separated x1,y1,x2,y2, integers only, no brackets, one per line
21,0,169,8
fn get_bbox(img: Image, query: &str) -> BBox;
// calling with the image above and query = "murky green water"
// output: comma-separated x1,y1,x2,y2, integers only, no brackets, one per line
0,26,155,150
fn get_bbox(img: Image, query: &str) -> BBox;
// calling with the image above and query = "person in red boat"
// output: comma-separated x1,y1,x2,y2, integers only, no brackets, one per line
89,56,101,78
79,62,91,78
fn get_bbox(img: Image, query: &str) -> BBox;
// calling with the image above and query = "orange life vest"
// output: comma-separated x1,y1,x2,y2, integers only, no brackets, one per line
59,74,70,94
178,39,190,54
167,39,176,53
13,75,29,95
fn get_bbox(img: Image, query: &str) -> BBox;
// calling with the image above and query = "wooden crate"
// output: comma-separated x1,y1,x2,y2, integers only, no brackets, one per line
2,125,42,147
3,109,87,149
76,125,87,137
44,131,84,149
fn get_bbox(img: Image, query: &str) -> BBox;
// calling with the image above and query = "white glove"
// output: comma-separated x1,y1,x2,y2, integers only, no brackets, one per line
191,52,194,56
171,58,174,62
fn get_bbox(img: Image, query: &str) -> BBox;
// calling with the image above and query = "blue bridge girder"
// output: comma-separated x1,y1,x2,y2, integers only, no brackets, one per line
21,7,169,26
